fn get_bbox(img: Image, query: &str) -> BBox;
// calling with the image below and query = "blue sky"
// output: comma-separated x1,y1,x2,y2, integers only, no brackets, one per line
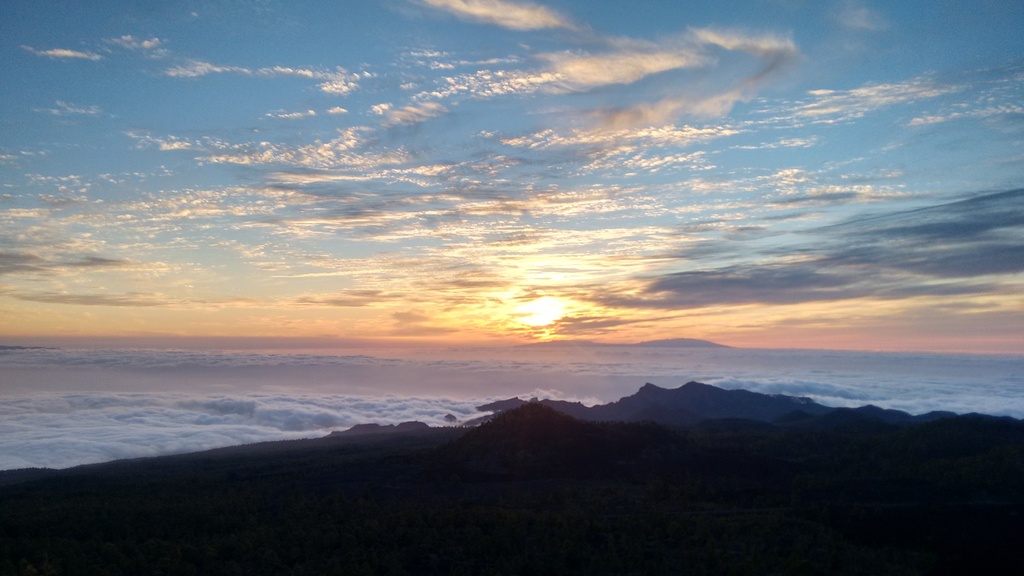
1,0,1022,352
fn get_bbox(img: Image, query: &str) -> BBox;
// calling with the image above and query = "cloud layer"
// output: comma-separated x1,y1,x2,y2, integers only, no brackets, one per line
2,346,1021,470
0,391,487,470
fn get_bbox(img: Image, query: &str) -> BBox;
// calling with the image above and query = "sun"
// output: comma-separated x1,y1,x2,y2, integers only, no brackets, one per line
513,297,567,327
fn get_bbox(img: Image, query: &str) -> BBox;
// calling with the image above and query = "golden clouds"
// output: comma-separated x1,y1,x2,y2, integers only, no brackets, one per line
420,0,575,31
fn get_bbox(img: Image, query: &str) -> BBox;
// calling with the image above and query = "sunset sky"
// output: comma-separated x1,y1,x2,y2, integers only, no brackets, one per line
1,0,1022,352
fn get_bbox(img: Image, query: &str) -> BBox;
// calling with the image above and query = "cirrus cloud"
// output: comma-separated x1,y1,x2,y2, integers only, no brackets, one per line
419,0,575,31
22,45,102,61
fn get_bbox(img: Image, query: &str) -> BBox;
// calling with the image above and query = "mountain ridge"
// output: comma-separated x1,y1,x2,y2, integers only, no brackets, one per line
473,381,970,428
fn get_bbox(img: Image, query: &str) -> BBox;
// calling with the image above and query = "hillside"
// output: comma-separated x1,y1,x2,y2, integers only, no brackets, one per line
432,403,677,479
3,397,1024,574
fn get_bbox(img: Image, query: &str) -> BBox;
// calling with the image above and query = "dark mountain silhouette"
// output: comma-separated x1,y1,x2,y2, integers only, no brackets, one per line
432,403,676,479
475,381,972,430
329,421,431,437
476,381,832,426
776,405,961,432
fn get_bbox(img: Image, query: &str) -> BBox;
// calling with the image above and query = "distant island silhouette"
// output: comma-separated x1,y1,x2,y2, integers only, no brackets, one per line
521,337,730,349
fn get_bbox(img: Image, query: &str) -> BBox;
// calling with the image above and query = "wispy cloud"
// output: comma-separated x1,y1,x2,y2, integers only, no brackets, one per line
164,59,251,77
834,0,890,31
124,127,409,171
498,124,740,177
163,61,365,95
33,101,102,116
0,251,131,277
419,0,575,31
295,290,384,307
205,134,407,170
107,35,165,51
381,102,448,126
599,188,1024,311
265,109,317,120
416,69,558,100
22,45,102,61
587,28,799,128
905,64,1024,127
908,102,1024,127
539,43,705,92
7,290,171,307
791,76,958,123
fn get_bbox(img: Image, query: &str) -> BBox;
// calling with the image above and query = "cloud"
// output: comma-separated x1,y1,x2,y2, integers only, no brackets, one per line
908,102,1024,127
7,290,171,307
162,60,366,95
497,124,739,175
128,127,408,171
158,139,193,151
382,101,449,127
792,76,958,123
813,188,1024,278
385,23,796,134
258,66,364,94
692,27,799,63
265,109,317,120
834,1,889,31
204,138,407,170
904,65,1024,127
316,70,363,95
640,265,861,308
590,93,740,128
34,100,102,116
578,28,799,128
733,136,818,150
611,188,1024,310
256,65,315,78
539,44,706,92
107,35,165,51
164,59,251,77
0,251,131,277
0,251,47,275
22,45,102,61
416,69,558,100
416,28,793,112
295,290,384,307
420,0,575,31
0,391,485,469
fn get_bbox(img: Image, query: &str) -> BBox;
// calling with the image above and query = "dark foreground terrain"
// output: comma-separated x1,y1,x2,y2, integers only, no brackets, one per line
3,403,1024,575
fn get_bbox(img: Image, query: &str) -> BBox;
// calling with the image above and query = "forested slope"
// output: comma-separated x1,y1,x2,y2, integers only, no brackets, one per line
3,405,1024,575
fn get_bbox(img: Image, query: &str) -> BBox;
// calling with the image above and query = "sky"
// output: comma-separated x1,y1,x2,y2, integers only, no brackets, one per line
1,0,1023,353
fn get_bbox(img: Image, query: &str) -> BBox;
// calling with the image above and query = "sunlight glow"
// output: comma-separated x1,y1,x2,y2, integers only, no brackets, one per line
513,297,567,327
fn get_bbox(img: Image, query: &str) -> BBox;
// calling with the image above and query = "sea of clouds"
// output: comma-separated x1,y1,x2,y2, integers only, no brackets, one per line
1,346,1022,470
